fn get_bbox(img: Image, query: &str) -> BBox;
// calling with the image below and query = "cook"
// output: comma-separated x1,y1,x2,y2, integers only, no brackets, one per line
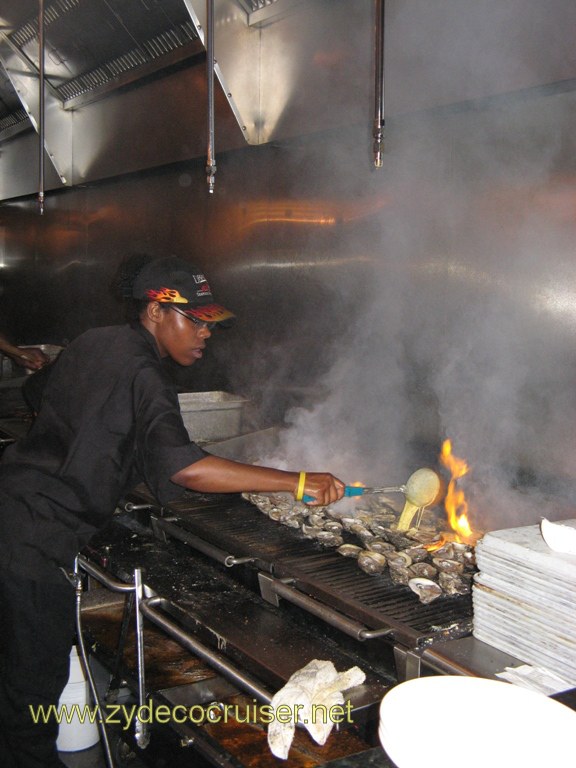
0,254,345,768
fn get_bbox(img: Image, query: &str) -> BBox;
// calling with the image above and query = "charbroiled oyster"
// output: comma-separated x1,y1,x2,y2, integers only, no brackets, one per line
357,551,387,575
408,577,443,604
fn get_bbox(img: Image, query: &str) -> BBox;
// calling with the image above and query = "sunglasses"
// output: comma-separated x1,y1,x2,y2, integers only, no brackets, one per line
169,305,217,330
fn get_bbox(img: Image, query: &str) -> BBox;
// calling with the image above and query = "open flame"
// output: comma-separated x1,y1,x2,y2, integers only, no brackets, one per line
427,439,480,550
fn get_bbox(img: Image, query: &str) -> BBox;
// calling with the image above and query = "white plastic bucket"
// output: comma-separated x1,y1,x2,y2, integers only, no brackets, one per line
56,646,100,752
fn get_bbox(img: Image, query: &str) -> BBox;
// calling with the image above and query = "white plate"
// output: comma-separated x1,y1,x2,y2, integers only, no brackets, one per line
540,518,576,556
379,676,576,768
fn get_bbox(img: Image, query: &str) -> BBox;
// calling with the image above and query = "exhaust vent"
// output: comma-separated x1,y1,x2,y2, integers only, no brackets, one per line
3,0,203,111
57,20,200,104
235,0,306,26
10,0,82,50
237,0,278,11
0,107,29,134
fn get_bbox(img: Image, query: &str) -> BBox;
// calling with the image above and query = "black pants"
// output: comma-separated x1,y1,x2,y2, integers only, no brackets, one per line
0,568,76,768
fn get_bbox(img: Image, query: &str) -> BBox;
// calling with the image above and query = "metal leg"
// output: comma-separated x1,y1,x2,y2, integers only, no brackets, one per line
76,556,150,752
106,591,135,704
394,645,424,681
133,568,150,749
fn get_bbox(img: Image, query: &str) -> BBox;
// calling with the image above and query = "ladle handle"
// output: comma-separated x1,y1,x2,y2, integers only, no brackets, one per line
369,485,406,495
302,484,406,503
301,487,366,502
344,486,369,497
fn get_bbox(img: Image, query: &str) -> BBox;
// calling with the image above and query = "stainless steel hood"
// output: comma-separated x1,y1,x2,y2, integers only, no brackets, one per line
0,0,312,126
1,0,575,200
0,0,206,190
0,0,373,198
0,0,203,118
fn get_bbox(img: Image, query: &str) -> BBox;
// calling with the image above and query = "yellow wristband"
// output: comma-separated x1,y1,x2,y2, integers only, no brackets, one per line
296,471,306,501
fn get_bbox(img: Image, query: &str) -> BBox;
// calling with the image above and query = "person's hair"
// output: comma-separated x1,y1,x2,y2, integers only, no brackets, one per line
111,253,156,321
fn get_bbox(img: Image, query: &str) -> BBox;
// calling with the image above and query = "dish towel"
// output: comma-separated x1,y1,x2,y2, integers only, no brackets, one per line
267,659,366,760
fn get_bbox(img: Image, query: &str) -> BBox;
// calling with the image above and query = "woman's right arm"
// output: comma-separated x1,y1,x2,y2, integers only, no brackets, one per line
171,454,345,507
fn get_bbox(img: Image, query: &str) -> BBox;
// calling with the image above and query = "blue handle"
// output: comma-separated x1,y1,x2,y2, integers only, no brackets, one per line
343,486,365,497
302,486,364,503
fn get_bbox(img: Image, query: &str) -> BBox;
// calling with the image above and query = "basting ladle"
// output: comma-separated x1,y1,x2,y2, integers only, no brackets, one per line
303,466,442,528
393,467,443,531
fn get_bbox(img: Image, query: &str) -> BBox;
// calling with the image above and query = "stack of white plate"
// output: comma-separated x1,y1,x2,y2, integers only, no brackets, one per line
378,676,576,768
473,520,576,685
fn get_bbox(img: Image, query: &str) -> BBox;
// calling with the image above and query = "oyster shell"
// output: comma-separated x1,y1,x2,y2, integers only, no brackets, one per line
349,523,374,540
301,524,323,538
462,550,477,569
403,545,429,563
408,577,443,604
357,551,387,575
369,522,393,537
388,564,410,585
279,515,303,529
366,538,395,555
315,531,344,547
433,543,455,559
438,571,470,595
386,551,413,567
307,513,326,527
337,544,363,558
408,562,438,579
432,557,464,574
383,530,414,549
408,530,442,545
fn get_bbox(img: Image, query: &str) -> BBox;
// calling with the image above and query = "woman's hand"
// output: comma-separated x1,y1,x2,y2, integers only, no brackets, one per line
295,472,345,506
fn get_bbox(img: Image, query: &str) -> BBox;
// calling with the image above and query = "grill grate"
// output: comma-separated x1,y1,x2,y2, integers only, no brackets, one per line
156,499,473,649
274,552,472,646
162,500,319,563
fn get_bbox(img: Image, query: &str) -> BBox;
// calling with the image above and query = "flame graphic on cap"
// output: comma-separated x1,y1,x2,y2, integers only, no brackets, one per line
146,287,189,303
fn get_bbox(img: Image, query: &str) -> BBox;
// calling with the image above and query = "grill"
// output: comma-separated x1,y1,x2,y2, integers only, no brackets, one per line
79,488,475,766
122,493,472,648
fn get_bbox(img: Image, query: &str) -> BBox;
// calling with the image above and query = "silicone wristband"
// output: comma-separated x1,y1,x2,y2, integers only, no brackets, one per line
296,471,306,501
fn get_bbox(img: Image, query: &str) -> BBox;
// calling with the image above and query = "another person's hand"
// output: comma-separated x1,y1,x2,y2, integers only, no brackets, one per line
295,472,345,506
12,347,49,371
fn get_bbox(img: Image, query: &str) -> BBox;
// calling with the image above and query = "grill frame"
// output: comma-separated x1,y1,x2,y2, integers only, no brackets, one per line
126,489,474,652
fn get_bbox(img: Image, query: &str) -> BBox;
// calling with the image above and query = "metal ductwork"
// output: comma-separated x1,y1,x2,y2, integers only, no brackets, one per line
2,0,575,201
0,0,375,199
0,0,207,197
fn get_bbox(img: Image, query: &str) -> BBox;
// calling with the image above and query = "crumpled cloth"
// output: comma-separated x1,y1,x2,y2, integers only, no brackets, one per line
496,664,573,695
267,659,366,760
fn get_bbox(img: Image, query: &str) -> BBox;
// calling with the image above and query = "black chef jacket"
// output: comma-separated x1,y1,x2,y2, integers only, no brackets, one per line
0,322,207,581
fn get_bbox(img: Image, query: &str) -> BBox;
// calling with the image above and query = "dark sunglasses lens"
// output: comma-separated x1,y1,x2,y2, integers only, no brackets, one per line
171,306,216,330
190,316,216,330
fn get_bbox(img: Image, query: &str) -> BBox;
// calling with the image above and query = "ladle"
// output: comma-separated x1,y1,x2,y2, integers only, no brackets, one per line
303,466,442,523
394,467,442,531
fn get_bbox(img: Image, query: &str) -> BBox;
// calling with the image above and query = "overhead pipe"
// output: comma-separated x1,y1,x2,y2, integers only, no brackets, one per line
38,0,46,213
206,0,216,192
373,0,385,168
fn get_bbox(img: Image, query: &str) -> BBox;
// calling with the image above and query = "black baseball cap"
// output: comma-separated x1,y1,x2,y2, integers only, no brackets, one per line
132,257,234,324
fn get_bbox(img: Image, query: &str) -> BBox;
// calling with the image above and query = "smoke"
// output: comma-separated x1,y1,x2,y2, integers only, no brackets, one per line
217,2,576,534
239,99,576,533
